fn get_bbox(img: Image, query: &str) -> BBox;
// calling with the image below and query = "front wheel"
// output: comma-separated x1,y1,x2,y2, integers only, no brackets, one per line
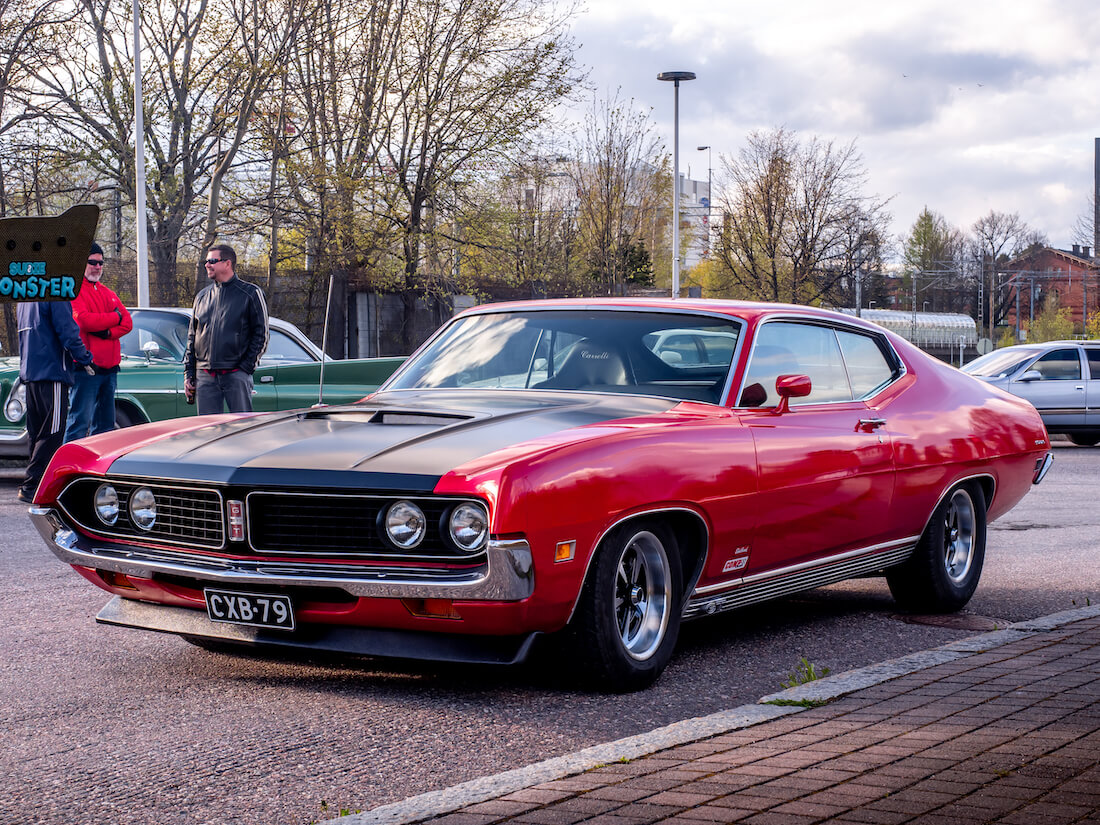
114,405,144,429
567,522,683,692
887,482,986,613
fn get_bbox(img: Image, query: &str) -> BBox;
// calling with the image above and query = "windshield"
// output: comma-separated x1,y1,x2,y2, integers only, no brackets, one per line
962,348,1041,378
387,309,742,404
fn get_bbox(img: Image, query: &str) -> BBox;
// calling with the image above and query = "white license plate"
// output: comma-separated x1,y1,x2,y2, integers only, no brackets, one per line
203,589,295,631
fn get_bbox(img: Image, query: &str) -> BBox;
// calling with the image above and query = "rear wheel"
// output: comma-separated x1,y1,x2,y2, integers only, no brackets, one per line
887,482,986,613
567,521,682,692
1068,432,1100,447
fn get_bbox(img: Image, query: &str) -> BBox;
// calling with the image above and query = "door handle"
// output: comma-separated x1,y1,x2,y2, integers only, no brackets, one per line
857,418,887,432
259,375,275,383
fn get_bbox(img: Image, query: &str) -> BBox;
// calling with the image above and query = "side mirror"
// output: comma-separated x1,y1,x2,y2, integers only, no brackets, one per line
141,340,162,361
772,374,812,415
1017,369,1043,383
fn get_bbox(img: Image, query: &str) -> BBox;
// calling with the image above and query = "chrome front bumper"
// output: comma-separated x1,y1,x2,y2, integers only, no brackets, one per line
1033,452,1054,485
30,506,534,601
0,427,28,458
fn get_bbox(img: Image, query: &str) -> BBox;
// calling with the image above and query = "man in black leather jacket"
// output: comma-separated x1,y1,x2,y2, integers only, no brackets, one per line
183,244,269,414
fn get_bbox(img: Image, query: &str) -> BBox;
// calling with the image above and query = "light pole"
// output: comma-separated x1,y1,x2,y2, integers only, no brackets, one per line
132,0,149,306
697,145,711,257
658,71,695,298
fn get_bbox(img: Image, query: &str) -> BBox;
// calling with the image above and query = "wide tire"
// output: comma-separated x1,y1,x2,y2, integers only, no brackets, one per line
568,521,683,692
887,482,986,613
1068,433,1100,447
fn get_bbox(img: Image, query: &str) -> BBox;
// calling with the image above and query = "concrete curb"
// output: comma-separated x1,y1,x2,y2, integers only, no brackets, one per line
340,604,1100,825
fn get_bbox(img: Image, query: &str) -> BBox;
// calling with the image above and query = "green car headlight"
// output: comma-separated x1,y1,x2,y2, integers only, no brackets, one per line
4,379,26,423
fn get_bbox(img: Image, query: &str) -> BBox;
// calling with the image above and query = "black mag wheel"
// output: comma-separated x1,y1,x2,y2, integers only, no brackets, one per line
887,482,987,613
568,521,683,692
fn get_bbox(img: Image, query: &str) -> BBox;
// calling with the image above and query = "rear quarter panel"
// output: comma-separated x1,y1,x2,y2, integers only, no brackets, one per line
881,336,1048,535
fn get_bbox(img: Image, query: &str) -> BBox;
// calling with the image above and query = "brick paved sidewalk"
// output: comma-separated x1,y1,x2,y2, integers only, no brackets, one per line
349,609,1100,825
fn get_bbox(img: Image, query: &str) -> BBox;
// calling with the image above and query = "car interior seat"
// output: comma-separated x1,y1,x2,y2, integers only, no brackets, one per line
535,339,629,390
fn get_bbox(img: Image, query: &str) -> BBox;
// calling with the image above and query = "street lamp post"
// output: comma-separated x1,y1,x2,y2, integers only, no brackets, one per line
658,71,695,298
132,0,149,306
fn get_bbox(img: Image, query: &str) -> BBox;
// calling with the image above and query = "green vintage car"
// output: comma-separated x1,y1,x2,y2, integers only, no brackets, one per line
0,307,405,457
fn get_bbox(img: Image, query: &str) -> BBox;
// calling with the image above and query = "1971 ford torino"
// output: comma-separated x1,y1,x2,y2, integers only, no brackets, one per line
29,299,1053,690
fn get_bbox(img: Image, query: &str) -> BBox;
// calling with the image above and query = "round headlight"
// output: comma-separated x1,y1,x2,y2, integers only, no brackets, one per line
448,502,489,552
94,484,119,525
129,487,157,531
4,380,26,422
385,500,426,548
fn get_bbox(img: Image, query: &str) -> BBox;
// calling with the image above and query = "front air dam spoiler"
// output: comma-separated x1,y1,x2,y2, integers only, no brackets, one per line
96,596,541,666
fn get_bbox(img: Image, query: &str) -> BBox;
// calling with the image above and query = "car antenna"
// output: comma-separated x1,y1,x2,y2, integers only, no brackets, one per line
313,269,335,408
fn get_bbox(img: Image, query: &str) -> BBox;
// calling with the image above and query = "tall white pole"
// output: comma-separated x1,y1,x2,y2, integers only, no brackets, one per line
672,80,680,298
658,71,694,300
133,0,149,306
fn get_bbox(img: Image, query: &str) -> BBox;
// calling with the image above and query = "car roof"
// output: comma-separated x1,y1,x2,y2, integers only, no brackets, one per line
456,297,889,335
129,306,300,336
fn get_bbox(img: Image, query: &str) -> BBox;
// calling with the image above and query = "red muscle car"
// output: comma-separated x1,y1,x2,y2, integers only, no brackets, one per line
29,299,1052,690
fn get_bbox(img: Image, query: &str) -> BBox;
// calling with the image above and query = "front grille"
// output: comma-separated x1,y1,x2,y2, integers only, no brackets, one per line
247,492,474,560
58,479,224,549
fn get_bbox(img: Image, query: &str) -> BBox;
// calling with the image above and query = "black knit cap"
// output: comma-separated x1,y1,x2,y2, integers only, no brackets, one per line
89,242,104,256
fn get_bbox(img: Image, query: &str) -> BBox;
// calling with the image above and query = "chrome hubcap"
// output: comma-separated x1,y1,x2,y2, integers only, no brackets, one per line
614,530,671,661
943,488,976,584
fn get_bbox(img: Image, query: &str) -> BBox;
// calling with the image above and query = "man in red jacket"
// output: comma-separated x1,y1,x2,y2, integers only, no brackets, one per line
64,242,133,442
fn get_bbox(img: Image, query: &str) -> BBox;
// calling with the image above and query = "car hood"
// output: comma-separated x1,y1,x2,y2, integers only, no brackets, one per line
105,389,682,490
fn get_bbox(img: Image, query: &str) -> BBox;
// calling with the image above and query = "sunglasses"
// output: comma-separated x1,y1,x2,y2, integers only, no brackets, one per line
87,259,104,266
204,258,225,266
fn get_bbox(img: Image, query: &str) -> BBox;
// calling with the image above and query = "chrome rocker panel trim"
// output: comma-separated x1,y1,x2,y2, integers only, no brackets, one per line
30,506,534,601
682,537,918,619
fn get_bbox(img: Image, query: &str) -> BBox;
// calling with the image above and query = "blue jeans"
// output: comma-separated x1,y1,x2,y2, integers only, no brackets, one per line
64,368,118,442
196,369,254,414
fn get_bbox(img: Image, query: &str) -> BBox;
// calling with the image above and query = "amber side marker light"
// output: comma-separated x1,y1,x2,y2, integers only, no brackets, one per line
99,570,139,590
555,540,576,563
401,598,460,619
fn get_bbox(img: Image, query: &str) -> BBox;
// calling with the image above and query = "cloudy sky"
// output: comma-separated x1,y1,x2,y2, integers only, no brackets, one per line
562,0,1099,253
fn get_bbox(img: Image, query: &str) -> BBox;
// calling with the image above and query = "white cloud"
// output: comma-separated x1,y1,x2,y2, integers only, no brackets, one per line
559,0,1100,250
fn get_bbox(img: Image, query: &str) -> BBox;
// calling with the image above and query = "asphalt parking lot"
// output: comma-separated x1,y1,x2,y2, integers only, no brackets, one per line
1,441,1097,825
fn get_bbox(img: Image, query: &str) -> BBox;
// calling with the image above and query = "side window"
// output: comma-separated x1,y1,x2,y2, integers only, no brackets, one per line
739,322,852,407
1029,349,1081,380
653,334,703,365
835,329,895,398
1086,349,1100,379
260,330,316,365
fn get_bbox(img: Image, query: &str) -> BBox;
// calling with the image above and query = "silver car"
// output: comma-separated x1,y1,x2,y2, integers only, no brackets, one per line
962,340,1100,446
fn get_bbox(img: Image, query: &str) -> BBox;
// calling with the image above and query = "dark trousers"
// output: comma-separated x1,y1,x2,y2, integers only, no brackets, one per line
64,367,118,442
23,380,68,499
196,369,253,414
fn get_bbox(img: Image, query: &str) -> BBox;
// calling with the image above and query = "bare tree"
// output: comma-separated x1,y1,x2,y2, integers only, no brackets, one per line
712,128,885,304
971,210,1034,332
28,0,310,305
192,0,311,290
569,91,666,294
377,0,577,349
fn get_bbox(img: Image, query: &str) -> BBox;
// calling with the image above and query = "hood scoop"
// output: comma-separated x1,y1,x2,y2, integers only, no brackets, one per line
371,411,473,426
298,406,475,427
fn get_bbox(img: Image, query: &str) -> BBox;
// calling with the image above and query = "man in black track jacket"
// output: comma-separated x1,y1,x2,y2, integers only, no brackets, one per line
183,244,269,415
